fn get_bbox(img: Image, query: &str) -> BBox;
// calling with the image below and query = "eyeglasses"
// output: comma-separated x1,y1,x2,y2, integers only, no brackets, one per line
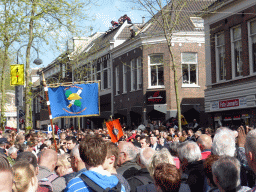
67,156,75,162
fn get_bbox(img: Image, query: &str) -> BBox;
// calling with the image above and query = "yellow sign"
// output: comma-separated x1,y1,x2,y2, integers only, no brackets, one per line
10,64,24,85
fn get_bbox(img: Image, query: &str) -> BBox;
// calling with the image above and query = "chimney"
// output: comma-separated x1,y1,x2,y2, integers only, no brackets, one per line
142,16,145,24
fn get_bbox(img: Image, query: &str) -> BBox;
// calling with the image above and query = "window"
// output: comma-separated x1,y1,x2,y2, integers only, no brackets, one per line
107,60,111,88
137,57,142,89
231,26,242,77
131,59,136,91
101,60,108,89
123,63,127,93
181,53,198,85
149,55,164,87
216,32,226,81
248,20,256,74
115,66,119,95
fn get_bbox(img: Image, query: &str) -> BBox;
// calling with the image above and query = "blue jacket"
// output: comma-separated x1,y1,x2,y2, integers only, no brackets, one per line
64,170,126,192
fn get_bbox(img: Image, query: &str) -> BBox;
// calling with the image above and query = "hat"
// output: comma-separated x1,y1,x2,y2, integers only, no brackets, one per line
0,138,9,145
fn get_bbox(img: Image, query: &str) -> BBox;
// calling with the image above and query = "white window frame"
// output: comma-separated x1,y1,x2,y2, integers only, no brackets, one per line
115,66,120,95
148,54,165,89
181,52,199,87
137,57,142,90
248,19,256,75
215,32,226,82
230,26,243,78
107,60,111,88
131,59,136,91
123,63,127,93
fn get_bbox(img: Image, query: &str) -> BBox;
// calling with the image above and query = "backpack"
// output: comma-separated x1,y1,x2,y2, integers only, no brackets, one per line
38,173,59,192
80,174,122,192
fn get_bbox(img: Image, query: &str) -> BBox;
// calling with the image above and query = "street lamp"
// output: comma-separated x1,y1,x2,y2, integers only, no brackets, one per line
16,44,43,132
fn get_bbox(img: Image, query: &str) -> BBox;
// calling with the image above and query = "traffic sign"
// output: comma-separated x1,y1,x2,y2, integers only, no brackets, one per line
10,64,24,85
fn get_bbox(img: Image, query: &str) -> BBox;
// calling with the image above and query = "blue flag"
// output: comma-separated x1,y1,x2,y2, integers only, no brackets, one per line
47,83,99,119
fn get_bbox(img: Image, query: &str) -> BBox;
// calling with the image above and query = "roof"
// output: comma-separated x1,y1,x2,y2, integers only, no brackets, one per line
141,0,216,35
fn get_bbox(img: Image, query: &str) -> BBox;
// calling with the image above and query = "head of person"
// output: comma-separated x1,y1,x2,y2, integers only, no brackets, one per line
117,141,137,166
212,156,241,191
103,142,119,173
140,136,150,148
212,127,236,157
66,136,77,151
203,155,220,188
0,154,13,192
0,138,9,149
205,128,213,136
12,161,38,192
245,129,256,173
38,149,58,172
177,141,201,164
8,147,18,160
148,148,175,177
138,147,156,168
154,163,181,192
187,129,194,137
177,131,182,137
16,152,38,175
197,134,212,152
55,153,72,177
59,132,67,140
169,141,179,157
150,134,157,145
15,134,25,145
79,135,107,169
69,144,85,172
195,130,202,139
169,128,175,135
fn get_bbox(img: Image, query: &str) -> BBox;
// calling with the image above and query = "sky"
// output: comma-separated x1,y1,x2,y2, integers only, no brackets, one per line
33,0,149,69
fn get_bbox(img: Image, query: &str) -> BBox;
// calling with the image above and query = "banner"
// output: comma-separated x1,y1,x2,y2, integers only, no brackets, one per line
106,119,124,143
47,83,99,119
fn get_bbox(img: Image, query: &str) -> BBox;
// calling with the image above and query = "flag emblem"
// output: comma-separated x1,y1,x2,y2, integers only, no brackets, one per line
47,83,99,119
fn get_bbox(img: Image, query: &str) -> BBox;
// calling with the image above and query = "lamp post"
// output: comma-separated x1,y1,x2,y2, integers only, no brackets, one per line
16,44,42,132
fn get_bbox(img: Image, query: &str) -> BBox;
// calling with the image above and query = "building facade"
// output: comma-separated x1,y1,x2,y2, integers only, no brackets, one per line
203,0,256,129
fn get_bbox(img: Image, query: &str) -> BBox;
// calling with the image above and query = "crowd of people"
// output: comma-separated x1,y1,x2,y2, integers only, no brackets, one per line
0,125,256,192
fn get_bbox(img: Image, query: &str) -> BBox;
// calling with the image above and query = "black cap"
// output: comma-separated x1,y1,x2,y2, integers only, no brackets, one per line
0,138,9,145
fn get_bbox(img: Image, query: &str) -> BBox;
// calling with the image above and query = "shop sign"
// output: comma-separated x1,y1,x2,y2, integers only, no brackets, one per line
146,91,166,105
219,99,239,108
223,116,232,121
242,114,250,119
233,115,241,120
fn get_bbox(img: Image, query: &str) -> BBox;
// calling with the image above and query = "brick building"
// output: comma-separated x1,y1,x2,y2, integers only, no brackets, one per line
203,0,256,129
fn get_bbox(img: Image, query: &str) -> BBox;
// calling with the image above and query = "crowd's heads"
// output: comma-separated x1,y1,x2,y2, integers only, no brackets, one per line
197,134,212,151
154,163,181,192
177,141,201,163
245,129,256,173
79,135,107,168
139,147,155,168
0,154,12,192
140,136,150,148
203,155,220,188
55,153,72,177
8,147,18,159
66,136,77,151
12,161,38,192
38,149,58,172
212,156,241,191
150,134,157,145
212,127,236,157
16,152,38,170
148,148,175,177
118,141,137,166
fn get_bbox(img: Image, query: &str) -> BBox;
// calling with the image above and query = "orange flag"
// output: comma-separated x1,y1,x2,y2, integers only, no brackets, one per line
106,119,124,143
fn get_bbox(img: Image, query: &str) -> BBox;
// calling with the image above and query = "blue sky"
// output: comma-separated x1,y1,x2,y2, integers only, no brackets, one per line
36,0,149,68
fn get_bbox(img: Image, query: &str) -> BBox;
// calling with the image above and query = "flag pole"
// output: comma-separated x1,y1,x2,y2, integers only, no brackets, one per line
42,72,57,152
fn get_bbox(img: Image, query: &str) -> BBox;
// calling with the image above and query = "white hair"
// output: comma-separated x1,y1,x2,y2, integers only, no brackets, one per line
212,156,240,191
212,128,236,157
178,141,201,163
148,148,175,177
140,147,155,167
8,147,17,156
245,129,256,160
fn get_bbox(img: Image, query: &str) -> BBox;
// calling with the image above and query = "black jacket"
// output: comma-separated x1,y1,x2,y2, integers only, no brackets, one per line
127,168,154,192
117,159,141,179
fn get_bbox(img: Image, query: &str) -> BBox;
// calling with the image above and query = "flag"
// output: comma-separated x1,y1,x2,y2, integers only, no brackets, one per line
181,115,188,126
47,83,99,119
106,119,124,143
10,64,24,85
